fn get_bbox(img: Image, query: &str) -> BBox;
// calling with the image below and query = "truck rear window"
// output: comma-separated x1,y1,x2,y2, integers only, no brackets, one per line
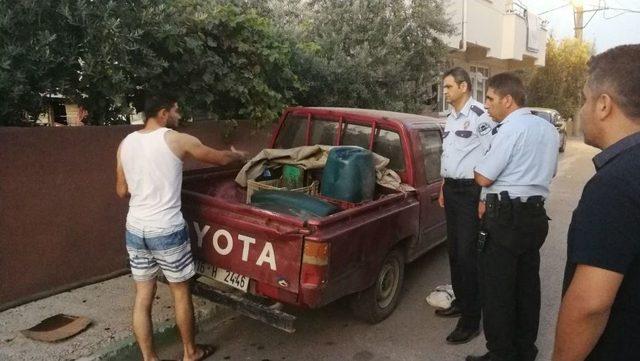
373,129,405,171
340,122,405,171
276,114,405,171
340,122,371,149
275,115,307,148
310,119,338,145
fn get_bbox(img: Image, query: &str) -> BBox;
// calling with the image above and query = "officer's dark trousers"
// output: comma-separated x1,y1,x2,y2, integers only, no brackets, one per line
480,199,549,361
443,180,481,329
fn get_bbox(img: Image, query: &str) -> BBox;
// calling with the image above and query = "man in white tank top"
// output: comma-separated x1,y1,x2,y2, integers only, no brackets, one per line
116,94,247,361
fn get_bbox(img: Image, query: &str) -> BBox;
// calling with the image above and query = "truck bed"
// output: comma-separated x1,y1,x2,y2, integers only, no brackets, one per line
182,167,409,225
181,166,419,308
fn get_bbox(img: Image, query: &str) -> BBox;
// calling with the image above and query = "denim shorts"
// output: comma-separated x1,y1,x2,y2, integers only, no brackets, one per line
125,222,195,283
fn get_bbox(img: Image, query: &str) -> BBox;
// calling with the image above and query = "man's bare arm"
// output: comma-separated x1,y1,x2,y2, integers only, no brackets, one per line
474,171,494,187
179,133,247,165
553,264,623,361
116,146,129,198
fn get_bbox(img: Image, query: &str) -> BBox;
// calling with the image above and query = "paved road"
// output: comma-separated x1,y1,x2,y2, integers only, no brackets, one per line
161,138,599,361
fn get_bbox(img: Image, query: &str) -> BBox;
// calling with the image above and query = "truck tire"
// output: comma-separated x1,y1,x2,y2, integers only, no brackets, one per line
350,249,405,323
559,133,566,153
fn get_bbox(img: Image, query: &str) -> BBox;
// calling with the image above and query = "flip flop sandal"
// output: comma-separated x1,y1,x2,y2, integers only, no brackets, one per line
188,344,216,361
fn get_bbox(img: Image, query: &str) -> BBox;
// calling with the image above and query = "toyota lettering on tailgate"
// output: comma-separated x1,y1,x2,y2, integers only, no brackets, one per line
192,222,277,271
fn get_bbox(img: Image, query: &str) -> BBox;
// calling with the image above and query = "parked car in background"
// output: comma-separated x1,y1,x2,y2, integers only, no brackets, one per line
530,107,567,152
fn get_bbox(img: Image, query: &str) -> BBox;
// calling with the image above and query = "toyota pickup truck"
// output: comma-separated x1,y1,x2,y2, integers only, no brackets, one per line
182,107,447,332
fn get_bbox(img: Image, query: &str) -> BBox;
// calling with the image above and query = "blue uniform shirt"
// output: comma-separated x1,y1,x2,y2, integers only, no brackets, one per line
475,108,559,200
441,97,495,179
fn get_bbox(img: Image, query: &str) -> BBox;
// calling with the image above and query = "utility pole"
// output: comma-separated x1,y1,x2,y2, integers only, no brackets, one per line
572,0,611,41
571,1,585,135
574,3,584,40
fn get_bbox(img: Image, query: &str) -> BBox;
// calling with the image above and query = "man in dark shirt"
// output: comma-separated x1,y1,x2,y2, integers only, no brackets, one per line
553,44,640,361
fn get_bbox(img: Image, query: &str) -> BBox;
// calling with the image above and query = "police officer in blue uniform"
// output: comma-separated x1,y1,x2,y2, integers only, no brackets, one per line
467,73,559,361
438,67,494,344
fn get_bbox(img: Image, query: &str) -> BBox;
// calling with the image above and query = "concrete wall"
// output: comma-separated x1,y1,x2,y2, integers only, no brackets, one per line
0,121,272,311
467,0,505,59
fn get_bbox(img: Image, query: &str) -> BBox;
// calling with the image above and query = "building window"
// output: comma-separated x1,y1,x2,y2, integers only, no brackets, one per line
437,82,448,114
470,66,490,103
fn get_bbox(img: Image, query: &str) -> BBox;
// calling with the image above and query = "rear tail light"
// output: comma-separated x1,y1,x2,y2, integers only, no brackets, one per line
300,241,329,288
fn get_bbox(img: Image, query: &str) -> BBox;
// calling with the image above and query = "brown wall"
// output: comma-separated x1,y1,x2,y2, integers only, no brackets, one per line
0,121,272,311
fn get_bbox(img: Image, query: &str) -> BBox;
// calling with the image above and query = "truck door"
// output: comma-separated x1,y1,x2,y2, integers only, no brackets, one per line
414,128,447,251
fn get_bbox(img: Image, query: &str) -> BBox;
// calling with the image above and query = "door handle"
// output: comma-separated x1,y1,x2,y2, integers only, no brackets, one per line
430,193,439,202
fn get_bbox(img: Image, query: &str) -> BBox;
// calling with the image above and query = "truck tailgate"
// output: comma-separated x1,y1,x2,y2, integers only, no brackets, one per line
182,190,305,294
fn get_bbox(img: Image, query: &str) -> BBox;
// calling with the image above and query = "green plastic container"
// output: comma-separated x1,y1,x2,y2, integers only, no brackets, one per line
251,190,339,219
320,147,375,203
282,164,305,189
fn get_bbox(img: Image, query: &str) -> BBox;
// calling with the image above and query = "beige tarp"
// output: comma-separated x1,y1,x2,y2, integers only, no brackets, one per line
234,145,414,192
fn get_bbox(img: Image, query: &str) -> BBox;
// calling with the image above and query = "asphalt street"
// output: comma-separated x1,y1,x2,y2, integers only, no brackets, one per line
161,138,600,361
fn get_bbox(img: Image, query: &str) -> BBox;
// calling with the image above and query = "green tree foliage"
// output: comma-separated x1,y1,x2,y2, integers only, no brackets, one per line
526,37,593,119
275,0,454,113
0,0,453,126
0,0,301,126
0,1,80,125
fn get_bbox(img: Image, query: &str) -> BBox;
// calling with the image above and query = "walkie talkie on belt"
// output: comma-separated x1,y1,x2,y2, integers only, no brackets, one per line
478,193,498,252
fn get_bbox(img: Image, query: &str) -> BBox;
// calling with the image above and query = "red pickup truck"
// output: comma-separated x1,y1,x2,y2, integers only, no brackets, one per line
182,107,446,332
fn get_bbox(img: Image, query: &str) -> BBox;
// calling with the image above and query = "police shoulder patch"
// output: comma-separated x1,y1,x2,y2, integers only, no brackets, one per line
477,122,492,136
470,105,485,116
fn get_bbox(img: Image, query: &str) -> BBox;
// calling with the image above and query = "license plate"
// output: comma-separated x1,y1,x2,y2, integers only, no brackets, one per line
195,260,249,292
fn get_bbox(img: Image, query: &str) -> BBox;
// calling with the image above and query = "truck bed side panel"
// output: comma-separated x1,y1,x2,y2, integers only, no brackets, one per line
301,196,420,307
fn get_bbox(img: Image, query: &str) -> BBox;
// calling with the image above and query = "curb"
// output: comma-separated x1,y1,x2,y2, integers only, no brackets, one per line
88,302,230,361
91,320,178,361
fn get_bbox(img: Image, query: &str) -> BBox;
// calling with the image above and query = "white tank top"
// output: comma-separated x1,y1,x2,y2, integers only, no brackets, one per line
120,128,184,230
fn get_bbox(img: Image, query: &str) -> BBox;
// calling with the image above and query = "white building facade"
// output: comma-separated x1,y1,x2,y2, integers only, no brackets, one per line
434,0,548,113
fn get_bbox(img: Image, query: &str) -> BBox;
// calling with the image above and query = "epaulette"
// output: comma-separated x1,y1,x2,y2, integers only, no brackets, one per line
470,105,485,116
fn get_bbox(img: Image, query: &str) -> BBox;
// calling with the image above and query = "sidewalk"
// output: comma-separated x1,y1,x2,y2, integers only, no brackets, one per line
0,275,226,361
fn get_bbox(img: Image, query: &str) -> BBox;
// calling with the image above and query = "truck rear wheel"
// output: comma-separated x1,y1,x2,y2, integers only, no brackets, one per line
350,249,405,323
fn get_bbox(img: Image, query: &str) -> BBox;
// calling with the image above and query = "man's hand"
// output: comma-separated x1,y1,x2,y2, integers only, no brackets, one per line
230,146,249,162
438,184,445,208
478,201,486,219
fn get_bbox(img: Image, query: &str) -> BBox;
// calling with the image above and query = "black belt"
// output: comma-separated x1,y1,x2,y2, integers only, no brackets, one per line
486,193,545,207
444,178,477,187
484,193,546,222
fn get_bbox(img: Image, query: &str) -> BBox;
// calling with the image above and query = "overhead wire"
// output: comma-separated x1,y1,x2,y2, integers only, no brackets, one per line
538,2,571,15
601,0,640,19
